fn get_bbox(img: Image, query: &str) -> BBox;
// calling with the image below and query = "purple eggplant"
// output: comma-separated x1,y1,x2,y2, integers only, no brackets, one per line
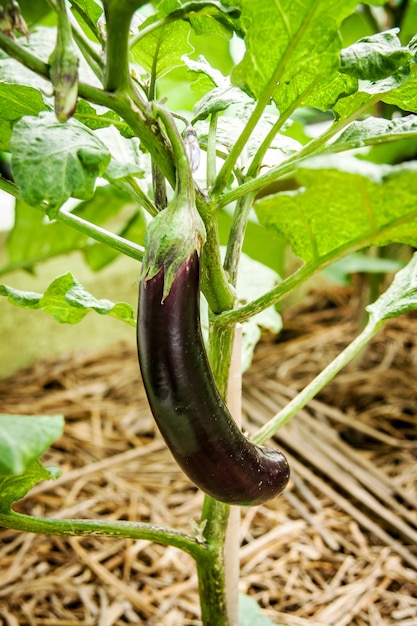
137,250,290,506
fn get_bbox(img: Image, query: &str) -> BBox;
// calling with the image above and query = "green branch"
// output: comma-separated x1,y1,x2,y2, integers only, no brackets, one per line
0,510,205,560
57,209,144,261
252,318,380,444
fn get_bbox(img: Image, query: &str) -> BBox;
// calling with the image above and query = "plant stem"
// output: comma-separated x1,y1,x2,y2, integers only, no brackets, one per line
57,209,144,260
207,112,219,190
102,0,134,93
217,95,382,210
252,318,382,444
0,510,204,560
197,497,231,626
223,192,255,287
224,325,243,626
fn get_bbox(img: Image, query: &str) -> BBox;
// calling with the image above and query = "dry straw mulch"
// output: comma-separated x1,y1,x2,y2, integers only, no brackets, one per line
0,285,416,626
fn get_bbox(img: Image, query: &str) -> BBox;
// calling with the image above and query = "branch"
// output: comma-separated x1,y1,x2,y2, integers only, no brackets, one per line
0,510,205,560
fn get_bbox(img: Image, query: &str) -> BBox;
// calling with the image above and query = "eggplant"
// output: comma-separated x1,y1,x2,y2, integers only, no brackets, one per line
137,250,290,506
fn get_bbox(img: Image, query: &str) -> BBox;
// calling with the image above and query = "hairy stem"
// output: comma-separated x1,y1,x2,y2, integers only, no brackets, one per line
57,209,144,261
0,510,204,560
223,192,255,287
197,497,231,626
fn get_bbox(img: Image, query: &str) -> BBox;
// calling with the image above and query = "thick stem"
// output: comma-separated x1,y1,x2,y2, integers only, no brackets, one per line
102,0,136,93
196,314,240,626
224,325,243,626
197,498,231,626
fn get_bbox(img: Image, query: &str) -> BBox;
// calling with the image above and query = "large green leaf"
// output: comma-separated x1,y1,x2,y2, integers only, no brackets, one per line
0,273,136,326
0,414,64,476
10,112,110,213
0,82,49,122
255,158,417,264
229,0,358,111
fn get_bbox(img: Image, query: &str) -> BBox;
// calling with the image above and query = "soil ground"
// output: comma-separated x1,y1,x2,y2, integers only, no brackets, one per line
0,285,416,625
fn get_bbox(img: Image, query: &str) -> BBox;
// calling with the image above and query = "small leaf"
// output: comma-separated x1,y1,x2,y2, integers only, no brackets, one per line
74,99,134,137
367,252,417,323
340,29,412,81
330,114,417,151
132,18,193,79
10,111,110,214
0,82,48,122
0,414,64,476
239,593,281,626
0,273,136,326
0,460,60,512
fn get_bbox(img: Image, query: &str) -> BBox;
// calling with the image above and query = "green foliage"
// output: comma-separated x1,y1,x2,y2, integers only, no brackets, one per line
340,29,412,81
255,158,417,264
367,251,417,322
1,2,417,622
0,460,60,512
0,414,64,476
0,273,136,325
10,112,110,213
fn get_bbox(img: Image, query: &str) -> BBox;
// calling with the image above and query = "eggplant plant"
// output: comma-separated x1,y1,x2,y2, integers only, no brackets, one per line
1,1,417,624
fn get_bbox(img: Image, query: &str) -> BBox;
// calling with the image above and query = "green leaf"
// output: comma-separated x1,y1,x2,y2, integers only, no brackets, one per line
230,0,358,109
239,593,282,626
0,414,64,476
74,99,134,137
255,157,417,264
0,119,12,151
0,273,136,326
96,126,144,182
132,17,193,79
340,29,412,81
69,0,103,37
367,252,417,323
10,111,110,213
381,73,417,112
0,82,49,122
0,461,60,512
330,114,417,151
